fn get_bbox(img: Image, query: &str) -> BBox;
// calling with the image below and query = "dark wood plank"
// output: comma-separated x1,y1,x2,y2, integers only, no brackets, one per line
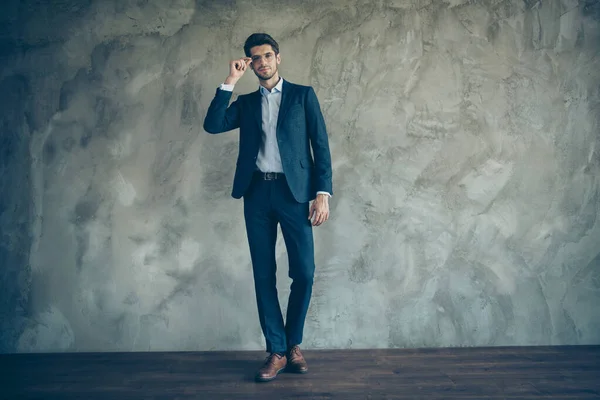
0,346,599,399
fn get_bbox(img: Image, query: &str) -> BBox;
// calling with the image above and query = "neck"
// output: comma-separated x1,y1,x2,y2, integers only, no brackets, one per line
259,73,280,91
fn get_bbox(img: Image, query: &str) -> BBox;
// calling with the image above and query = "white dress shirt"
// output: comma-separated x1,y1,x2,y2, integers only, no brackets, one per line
219,79,331,197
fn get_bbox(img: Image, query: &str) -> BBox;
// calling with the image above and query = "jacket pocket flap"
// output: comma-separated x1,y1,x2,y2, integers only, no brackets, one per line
300,159,313,168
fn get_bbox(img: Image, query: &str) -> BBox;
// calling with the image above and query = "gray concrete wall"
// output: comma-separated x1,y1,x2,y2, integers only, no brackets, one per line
0,0,599,353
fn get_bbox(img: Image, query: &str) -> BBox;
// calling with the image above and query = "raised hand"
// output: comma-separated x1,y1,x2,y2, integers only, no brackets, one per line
225,57,252,85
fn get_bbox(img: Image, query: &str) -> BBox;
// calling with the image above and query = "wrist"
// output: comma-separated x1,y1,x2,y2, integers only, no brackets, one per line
224,76,238,85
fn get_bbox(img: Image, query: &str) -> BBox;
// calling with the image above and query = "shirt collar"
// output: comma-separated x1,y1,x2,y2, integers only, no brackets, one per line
259,77,283,96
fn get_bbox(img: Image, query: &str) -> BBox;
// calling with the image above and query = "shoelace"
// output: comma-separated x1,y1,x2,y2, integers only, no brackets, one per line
289,346,301,359
264,353,283,365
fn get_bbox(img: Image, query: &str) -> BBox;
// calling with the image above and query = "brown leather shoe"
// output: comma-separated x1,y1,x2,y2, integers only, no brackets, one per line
255,353,287,382
286,345,308,374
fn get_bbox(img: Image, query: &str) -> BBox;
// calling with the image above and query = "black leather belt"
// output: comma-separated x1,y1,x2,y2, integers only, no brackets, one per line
255,172,285,180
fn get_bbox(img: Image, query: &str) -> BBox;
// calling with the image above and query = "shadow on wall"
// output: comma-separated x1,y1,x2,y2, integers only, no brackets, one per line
0,0,93,352
582,0,600,21
0,0,93,57
0,74,32,352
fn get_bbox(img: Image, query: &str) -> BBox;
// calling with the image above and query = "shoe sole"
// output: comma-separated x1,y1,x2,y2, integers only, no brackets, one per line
285,365,308,374
255,367,286,382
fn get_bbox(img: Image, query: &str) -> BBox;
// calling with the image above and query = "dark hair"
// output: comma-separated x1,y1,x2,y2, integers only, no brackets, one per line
244,33,280,57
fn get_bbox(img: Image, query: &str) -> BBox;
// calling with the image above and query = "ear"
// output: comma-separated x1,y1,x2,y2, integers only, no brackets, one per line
276,53,281,65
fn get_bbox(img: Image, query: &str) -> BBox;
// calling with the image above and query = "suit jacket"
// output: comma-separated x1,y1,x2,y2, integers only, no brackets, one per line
203,80,333,203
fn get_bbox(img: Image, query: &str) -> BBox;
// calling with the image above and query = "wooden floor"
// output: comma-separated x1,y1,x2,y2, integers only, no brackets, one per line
1,346,599,399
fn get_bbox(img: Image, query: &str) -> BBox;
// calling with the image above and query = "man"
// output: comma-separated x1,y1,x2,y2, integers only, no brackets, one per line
203,33,333,382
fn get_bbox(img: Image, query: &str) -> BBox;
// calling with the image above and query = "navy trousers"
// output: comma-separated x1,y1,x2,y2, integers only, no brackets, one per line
243,173,315,354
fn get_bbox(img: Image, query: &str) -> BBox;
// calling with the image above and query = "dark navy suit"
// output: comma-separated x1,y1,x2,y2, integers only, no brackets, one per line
203,80,332,353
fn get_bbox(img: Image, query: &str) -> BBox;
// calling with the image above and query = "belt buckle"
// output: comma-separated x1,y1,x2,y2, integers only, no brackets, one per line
264,172,277,180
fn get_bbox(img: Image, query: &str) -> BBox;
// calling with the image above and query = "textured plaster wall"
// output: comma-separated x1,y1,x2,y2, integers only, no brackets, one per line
0,0,599,353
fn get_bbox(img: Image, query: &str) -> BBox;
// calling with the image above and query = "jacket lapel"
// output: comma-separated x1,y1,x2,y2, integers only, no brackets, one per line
276,79,294,131
251,89,262,129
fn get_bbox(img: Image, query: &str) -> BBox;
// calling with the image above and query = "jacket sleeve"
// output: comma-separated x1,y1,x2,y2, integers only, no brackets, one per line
305,86,333,195
203,88,241,134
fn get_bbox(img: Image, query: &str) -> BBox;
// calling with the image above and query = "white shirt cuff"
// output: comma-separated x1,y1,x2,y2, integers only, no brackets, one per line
219,83,235,91
317,191,331,197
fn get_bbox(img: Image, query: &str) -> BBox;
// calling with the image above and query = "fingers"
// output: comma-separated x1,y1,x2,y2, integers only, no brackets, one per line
236,58,252,71
313,212,328,226
229,57,252,83
310,206,330,226
308,203,316,221
309,197,330,226
312,213,320,226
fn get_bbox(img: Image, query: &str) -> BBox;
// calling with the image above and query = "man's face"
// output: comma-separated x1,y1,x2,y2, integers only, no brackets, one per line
249,44,281,81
